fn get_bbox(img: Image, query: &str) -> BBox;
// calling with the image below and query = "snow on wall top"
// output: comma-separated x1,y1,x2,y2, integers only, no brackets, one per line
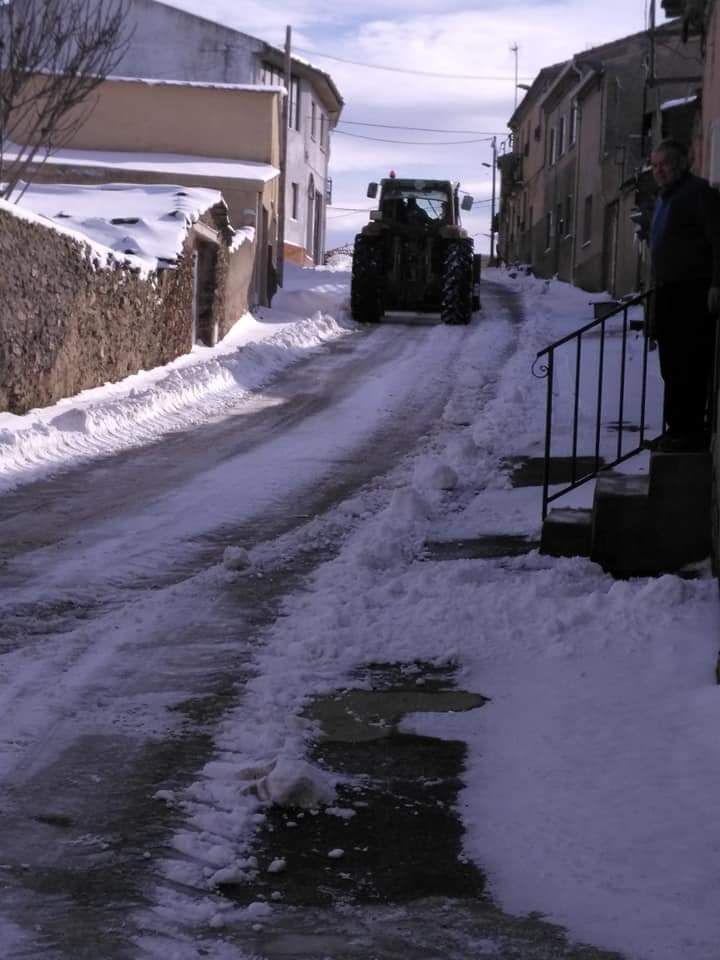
3,142,279,185
660,95,699,111
0,192,149,275
108,74,286,95
6,182,225,272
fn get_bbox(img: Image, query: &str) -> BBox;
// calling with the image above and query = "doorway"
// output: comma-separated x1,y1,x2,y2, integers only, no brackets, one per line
306,175,315,262
602,201,619,296
313,190,323,264
192,240,218,346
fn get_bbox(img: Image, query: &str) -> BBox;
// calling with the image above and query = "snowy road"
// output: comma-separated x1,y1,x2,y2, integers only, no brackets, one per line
1,266,718,960
0,276,520,958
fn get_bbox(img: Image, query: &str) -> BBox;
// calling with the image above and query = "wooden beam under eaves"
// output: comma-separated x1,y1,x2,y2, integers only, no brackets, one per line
648,75,703,85
661,0,685,16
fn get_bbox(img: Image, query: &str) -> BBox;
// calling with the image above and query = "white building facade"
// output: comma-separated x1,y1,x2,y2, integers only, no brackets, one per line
103,0,344,265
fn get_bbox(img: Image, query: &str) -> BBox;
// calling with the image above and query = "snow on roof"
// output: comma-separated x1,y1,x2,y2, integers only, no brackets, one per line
660,95,699,111
3,142,279,185
108,73,286,95
5,182,225,273
261,45,344,109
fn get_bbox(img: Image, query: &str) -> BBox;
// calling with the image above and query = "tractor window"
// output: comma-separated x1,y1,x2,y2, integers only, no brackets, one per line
381,185,451,223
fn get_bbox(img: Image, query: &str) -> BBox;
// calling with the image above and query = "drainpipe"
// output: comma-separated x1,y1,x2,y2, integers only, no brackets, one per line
569,63,583,285
610,77,624,296
649,0,656,91
570,102,582,285
552,146,560,276
277,25,291,289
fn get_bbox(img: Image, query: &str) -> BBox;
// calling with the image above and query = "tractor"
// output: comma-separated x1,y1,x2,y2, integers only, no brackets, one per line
350,175,481,325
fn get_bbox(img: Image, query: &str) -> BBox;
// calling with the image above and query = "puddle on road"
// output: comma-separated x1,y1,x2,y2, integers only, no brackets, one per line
239,898,626,960
222,662,486,907
0,729,217,959
502,455,606,488
423,535,539,561
216,662,624,960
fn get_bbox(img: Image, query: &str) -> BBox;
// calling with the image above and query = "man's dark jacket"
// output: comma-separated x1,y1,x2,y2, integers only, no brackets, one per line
650,172,720,287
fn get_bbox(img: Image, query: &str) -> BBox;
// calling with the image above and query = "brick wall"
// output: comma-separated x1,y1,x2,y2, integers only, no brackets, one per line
0,206,243,414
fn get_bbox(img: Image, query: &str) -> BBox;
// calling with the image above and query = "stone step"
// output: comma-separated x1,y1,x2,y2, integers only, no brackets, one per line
539,452,712,577
591,472,656,576
649,449,710,501
540,507,593,558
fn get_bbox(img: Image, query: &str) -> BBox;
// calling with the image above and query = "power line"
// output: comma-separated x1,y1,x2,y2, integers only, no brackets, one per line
332,129,494,146
327,202,493,220
338,120,507,135
295,45,533,81
327,211,368,220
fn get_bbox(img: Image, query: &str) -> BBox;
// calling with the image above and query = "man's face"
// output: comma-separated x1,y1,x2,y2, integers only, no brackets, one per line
651,149,687,191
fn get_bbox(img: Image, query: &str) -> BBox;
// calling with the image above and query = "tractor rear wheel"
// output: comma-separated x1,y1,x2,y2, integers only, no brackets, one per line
441,239,473,325
351,236,383,323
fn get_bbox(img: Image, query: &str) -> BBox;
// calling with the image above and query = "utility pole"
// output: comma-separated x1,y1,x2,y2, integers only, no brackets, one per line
648,0,656,88
490,135,497,263
277,25,291,289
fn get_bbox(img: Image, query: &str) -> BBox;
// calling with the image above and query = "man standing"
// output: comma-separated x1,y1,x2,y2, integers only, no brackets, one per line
650,139,720,451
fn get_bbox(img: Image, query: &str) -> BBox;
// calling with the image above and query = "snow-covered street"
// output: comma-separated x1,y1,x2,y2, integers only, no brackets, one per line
1,263,718,960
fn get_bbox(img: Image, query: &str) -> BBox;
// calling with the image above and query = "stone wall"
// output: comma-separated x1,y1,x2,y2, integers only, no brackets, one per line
0,203,260,414
223,240,256,335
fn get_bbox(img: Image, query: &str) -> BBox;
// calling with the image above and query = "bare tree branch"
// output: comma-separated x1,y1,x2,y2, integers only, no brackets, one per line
0,0,132,199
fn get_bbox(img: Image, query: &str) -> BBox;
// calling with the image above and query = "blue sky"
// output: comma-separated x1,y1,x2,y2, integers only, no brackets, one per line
164,0,669,252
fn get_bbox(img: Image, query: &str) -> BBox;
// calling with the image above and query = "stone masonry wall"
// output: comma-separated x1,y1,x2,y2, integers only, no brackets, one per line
0,207,195,414
222,240,255,336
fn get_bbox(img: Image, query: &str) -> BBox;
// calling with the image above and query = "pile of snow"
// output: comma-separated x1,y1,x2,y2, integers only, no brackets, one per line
0,263,353,493
222,546,253,571
254,756,337,809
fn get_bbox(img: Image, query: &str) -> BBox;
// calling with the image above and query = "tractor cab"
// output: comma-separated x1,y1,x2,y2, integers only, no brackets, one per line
366,178,473,230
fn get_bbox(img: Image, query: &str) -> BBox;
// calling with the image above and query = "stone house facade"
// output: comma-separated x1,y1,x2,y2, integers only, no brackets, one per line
660,0,720,565
497,64,564,270
692,0,720,179
92,0,344,266
0,191,251,414
498,21,702,297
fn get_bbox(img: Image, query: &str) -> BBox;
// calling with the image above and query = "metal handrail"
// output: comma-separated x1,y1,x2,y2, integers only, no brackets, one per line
533,290,657,519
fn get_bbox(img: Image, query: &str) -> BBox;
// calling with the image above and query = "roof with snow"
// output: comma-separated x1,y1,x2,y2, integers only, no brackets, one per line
661,95,699,111
7,182,227,271
108,74,286,95
3,142,279,186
